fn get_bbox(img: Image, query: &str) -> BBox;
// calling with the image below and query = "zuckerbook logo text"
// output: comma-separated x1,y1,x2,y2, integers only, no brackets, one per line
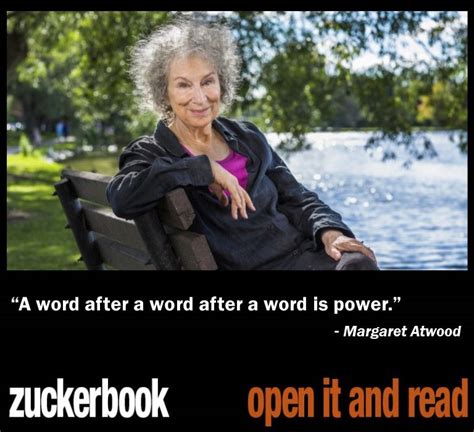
9,378,169,418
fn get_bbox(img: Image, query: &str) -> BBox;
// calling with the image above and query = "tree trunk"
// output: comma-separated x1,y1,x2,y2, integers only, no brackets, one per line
21,94,42,146
7,31,28,83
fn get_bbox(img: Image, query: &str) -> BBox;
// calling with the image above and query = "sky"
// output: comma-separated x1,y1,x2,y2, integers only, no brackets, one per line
350,11,467,72
205,11,467,73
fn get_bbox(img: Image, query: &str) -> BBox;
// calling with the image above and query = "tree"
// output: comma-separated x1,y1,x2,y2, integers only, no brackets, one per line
257,41,329,150
227,12,466,157
7,12,47,81
7,11,467,159
8,12,168,147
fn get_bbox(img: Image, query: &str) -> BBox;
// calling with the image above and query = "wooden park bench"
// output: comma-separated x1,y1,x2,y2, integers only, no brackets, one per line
54,169,218,270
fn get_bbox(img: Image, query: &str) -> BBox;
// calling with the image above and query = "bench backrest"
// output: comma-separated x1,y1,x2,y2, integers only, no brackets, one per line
54,169,218,270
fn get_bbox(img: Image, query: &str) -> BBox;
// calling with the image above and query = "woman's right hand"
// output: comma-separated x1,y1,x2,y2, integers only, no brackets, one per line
209,159,255,220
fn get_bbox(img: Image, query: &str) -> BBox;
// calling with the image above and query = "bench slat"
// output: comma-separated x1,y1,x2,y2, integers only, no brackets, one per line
62,169,195,230
82,203,147,252
169,231,218,270
59,169,218,271
62,169,110,207
54,178,106,270
157,188,195,230
94,235,155,270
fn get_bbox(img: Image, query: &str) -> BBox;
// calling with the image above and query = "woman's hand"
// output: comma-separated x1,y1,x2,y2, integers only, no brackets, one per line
209,160,256,220
321,229,377,263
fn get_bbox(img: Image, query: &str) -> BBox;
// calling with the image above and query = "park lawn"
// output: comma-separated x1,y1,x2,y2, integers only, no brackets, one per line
63,152,119,175
7,153,101,270
7,152,120,269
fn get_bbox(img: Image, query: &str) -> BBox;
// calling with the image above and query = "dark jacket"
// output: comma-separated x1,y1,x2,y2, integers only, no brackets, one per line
106,117,355,269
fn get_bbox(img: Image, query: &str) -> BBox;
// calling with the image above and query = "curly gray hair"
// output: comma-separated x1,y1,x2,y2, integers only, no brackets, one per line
130,17,242,123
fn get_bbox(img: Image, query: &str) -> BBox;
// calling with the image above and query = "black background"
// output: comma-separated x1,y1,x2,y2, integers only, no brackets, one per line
1,277,473,432
3,1,473,431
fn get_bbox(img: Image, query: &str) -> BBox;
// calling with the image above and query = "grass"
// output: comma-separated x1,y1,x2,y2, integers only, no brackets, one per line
63,152,119,175
7,152,118,270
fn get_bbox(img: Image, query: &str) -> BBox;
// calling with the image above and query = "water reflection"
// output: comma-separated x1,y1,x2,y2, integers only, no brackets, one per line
268,131,468,270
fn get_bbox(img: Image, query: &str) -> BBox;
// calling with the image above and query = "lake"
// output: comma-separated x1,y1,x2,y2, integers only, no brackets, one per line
266,131,468,270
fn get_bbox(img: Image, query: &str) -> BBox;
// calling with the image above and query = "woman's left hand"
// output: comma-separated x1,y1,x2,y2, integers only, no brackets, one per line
321,229,377,263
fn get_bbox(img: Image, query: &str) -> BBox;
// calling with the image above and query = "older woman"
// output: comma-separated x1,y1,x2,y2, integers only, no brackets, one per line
106,18,378,270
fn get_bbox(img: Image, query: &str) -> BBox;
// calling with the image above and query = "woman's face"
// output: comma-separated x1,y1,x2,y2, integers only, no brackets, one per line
167,55,221,129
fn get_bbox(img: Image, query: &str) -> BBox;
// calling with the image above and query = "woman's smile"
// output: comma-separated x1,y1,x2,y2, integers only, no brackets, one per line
189,107,211,116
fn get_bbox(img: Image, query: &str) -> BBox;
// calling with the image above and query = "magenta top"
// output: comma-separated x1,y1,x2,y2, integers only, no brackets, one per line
215,149,249,190
181,144,249,196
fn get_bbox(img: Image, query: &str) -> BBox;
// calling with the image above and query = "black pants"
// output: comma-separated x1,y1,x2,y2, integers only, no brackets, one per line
261,239,379,270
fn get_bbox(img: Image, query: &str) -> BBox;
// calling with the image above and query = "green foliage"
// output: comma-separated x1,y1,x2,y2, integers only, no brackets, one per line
7,11,467,159
7,129,22,147
258,41,327,150
8,12,168,147
227,12,467,155
19,133,33,156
